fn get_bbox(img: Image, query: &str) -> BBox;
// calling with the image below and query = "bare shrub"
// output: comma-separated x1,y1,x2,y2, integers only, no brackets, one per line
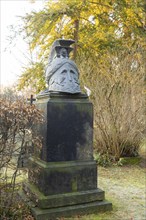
0,92,43,219
79,49,145,162
94,73,145,161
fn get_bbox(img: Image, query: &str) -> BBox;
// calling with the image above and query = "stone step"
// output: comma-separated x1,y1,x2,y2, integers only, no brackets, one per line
32,200,112,220
23,182,105,209
19,190,112,220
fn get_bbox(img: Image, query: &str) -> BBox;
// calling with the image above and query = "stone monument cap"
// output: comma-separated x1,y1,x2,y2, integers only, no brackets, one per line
45,39,81,94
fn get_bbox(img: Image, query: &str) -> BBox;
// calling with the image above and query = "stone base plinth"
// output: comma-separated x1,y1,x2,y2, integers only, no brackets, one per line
23,183,105,209
19,190,112,220
28,157,97,196
20,157,112,219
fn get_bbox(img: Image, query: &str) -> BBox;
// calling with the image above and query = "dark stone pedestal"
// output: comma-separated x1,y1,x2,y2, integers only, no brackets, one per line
35,92,93,162
21,93,112,219
28,158,97,196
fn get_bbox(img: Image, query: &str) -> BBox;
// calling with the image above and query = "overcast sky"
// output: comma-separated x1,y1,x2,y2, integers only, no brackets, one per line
1,0,44,87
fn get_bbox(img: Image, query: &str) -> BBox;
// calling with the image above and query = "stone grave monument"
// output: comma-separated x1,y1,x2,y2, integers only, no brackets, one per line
21,39,112,219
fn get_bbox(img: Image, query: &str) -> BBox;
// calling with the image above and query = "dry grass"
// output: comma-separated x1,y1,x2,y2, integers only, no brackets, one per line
63,164,146,220
139,139,146,158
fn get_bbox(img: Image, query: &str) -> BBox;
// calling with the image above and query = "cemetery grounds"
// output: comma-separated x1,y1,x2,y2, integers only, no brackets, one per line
61,165,145,220
20,144,145,220
62,143,146,220
1,144,145,220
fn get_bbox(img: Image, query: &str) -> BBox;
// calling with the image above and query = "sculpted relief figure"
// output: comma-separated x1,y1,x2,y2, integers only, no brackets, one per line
45,39,81,94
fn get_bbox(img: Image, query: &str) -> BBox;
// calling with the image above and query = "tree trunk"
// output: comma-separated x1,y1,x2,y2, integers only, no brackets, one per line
73,19,79,61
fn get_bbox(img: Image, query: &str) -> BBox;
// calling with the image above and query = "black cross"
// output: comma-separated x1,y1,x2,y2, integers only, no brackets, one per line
27,94,36,105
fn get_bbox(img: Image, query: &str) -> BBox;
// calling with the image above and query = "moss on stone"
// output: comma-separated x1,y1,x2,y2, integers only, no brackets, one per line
71,177,78,192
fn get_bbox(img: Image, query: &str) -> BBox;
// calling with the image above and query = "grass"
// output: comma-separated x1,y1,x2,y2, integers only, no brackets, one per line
62,164,146,220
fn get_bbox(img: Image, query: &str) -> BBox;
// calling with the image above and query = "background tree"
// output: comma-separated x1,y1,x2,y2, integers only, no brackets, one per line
16,0,145,92
13,0,145,162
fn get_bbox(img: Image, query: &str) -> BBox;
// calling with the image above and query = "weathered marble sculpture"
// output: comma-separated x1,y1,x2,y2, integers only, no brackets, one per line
45,39,81,94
